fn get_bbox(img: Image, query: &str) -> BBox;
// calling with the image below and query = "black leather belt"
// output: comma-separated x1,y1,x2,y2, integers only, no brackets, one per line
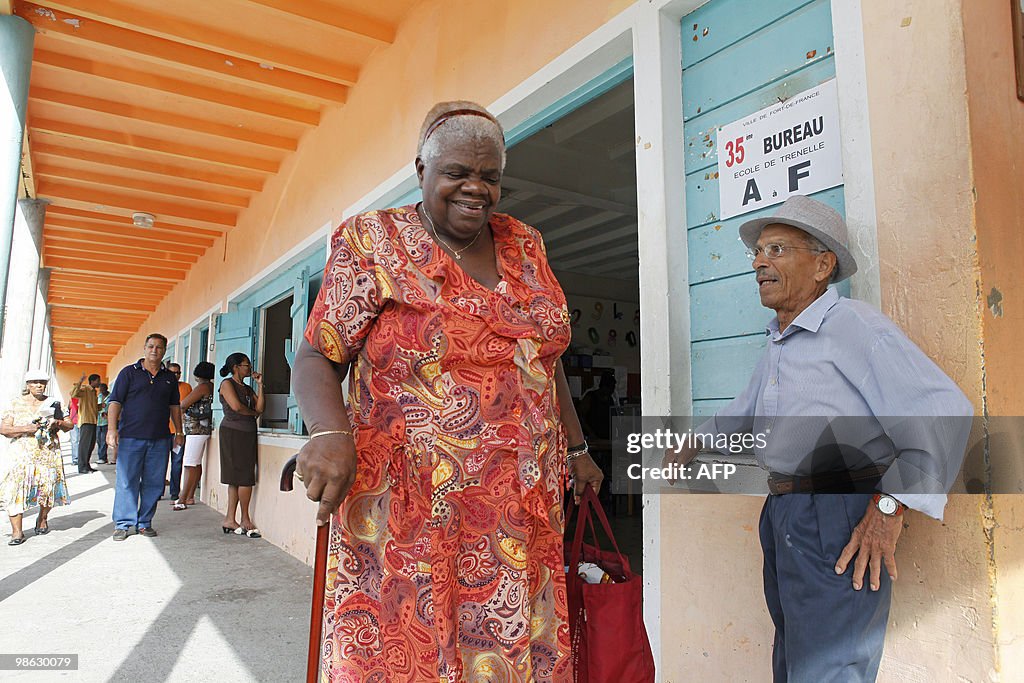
767,464,887,495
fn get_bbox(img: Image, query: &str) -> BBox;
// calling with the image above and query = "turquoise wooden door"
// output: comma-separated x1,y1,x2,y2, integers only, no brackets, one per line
682,0,845,418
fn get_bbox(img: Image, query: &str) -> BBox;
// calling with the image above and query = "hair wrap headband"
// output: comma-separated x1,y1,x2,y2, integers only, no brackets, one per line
423,109,503,143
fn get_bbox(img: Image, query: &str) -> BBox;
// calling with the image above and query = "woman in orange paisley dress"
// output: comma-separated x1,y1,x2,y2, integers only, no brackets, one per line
293,101,604,682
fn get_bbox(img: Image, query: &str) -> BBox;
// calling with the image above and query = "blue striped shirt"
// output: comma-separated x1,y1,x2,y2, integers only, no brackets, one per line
703,287,973,519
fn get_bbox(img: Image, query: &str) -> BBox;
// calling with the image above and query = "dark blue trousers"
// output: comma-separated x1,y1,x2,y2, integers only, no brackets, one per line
760,494,891,682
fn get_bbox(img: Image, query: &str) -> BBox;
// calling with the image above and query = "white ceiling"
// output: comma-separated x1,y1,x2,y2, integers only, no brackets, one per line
502,79,639,285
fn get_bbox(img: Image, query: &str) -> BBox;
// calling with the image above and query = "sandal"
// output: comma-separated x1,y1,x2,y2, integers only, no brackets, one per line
185,498,196,505
8,535,26,546
34,522,50,535
171,501,187,511
233,527,262,538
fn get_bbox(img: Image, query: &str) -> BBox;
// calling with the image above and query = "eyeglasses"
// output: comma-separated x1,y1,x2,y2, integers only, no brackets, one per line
745,243,827,260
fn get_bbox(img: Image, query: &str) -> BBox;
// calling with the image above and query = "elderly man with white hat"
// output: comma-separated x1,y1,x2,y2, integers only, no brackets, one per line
667,195,974,681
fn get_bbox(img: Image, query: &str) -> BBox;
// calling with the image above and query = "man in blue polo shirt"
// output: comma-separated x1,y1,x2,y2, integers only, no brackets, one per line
106,333,185,541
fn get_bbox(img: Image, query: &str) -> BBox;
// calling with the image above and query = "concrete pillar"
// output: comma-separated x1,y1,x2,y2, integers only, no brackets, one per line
0,15,35,351
0,199,46,399
29,266,50,369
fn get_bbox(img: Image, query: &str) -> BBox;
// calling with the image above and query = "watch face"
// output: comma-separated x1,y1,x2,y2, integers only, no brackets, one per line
878,496,898,515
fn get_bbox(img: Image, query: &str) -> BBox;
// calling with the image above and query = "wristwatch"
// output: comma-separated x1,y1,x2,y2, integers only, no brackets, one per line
873,493,905,516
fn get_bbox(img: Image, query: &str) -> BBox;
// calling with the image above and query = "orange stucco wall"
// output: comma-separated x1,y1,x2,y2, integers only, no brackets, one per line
859,0,1001,679
107,0,633,377
53,362,107,406
661,1,1011,681
962,0,1024,675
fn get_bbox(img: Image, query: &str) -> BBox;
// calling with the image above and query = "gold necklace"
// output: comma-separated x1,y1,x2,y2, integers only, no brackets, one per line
421,204,485,260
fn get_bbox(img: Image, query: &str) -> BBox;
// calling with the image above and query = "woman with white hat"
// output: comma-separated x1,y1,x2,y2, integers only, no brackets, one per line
0,370,72,545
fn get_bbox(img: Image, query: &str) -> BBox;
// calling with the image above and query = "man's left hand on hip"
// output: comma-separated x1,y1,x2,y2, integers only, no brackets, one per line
834,502,905,592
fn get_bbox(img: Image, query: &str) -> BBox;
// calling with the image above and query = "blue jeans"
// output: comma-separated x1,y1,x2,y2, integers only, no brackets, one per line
169,443,184,500
112,437,172,530
69,425,79,460
96,425,108,462
760,493,890,682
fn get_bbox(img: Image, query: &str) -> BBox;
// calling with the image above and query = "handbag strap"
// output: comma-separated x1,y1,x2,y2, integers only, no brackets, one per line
568,486,628,573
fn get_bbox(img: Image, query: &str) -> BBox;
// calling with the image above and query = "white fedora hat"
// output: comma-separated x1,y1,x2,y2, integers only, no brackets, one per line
738,195,858,283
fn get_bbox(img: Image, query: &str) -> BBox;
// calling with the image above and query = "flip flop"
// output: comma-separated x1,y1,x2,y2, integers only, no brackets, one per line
234,527,262,538
8,536,26,546
171,501,187,511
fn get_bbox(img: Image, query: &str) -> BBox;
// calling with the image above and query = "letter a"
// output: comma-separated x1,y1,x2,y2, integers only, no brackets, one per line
742,178,762,206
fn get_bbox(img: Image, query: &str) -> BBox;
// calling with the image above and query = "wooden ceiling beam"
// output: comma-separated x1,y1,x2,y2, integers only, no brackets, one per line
51,324,138,335
54,356,119,366
46,217,216,248
503,175,638,216
30,118,279,173
245,0,396,45
45,245,193,270
44,256,185,282
33,50,320,125
51,316,148,329
45,237,201,264
53,343,131,353
50,270,178,290
51,294,158,311
51,325,138,335
54,345,126,355
50,288,173,304
50,304,151,317
46,226,208,255
35,164,251,209
37,181,237,228
41,0,360,86
52,337,126,344
18,3,349,103
50,300,156,314
32,142,265,193
46,206,226,239
50,275,179,290
30,88,299,151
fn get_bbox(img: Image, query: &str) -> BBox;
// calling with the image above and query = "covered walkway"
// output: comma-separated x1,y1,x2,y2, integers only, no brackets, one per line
0,450,312,683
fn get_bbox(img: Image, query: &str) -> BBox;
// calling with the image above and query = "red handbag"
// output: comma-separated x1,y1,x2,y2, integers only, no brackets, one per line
565,487,655,683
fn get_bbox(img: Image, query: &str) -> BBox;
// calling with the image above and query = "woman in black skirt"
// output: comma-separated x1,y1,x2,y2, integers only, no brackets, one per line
218,352,264,538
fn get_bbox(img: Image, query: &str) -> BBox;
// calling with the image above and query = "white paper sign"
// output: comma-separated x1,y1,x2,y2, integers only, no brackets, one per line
716,79,843,220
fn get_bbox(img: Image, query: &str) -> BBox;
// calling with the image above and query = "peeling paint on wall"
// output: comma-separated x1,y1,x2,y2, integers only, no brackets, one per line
987,287,1004,317
34,7,56,21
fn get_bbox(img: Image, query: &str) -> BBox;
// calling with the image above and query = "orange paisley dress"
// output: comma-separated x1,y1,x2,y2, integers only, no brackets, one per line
304,205,573,682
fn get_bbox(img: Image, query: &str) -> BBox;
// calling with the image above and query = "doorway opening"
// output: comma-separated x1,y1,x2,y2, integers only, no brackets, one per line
258,294,293,430
504,76,642,572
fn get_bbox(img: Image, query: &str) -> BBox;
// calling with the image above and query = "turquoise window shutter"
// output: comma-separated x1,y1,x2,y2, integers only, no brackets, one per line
682,0,843,418
212,304,255,420
286,267,311,433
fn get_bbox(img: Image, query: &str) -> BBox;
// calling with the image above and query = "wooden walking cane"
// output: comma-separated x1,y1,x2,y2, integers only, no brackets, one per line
281,454,330,683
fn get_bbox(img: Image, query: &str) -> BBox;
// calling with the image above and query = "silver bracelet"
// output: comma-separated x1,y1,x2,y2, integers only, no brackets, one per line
566,447,589,467
309,429,353,440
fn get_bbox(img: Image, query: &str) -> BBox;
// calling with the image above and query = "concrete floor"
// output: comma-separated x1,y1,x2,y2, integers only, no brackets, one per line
0,452,312,683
